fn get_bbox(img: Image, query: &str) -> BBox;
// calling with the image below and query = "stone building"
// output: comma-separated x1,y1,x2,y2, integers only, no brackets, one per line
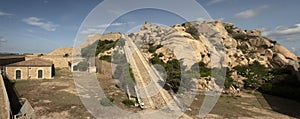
26,47,73,68
6,58,54,80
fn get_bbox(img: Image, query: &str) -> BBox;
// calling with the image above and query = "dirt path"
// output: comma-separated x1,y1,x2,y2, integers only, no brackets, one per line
184,91,299,119
13,67,300,119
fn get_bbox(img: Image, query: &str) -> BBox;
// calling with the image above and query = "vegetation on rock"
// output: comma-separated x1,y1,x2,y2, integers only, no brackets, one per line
185,25,200,39
122,99,135,106
100,97,114,106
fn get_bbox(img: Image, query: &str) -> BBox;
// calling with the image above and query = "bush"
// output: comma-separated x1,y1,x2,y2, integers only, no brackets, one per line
99,55,111,62
224,77,234,89
236,44,248,54
185,26,199,39
96,40,117,55
149,55,182,92
191,62,212,77
77,61,89,71
260,83,272,92
225,25,234,34
122,99,135,106
100,97,114,106
111,51,126,64
149,53,164,65
243,79,260,90
81,42,97,58
113,63,135,90
116,38,126,47
148,44,163,53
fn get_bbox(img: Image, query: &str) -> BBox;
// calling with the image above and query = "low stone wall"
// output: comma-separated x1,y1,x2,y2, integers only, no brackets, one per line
6,66,53,80
0,71,11,119
15,98,35,119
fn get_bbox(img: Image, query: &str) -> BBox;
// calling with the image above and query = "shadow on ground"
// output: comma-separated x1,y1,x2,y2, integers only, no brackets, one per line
262,93,300,118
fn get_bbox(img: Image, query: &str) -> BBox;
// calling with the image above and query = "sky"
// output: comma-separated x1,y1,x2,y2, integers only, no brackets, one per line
0,0,300,56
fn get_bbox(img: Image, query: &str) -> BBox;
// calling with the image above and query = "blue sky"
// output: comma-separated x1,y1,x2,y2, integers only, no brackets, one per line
0,0,300,56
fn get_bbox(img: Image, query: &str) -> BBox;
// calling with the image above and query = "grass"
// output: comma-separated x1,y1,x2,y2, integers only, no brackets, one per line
185,93,266,118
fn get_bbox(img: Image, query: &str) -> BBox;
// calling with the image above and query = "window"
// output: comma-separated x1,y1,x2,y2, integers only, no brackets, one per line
16,70,21,79
73,66,78,71
38,70,43,79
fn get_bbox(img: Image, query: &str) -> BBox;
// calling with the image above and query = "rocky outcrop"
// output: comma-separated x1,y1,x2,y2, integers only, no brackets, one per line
82,20,300,92
274,44,298,60
128,21,299,71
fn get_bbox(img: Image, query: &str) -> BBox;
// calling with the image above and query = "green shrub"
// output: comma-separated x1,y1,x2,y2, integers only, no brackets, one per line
96,40,117,55
100,97,114,106
81,42,97,58
149,55,182,92
225,25,234,34
77,61,89,71
148,44,163,53
260,83,272,92
149,53,164,65
116,38,126,47
243,79,260,90
111,51,126,64
191,62,212,77
224,77,234,89
113,63,135,90
185,26,199,39
122,99,135,106
99,55,111,62
81,39,119,58
236,44,248,54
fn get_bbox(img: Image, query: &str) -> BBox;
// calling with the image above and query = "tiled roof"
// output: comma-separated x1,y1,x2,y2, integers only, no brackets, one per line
47,47,73,56
7,58,53,67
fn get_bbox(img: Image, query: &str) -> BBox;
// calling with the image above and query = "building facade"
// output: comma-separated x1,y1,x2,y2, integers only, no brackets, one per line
6,58,54,80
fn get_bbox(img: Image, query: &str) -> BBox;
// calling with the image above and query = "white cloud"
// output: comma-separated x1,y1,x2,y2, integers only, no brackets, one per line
22,17,59,31
0,37,7,47
80,22,127,34
97,22,124,28
0,37,7,42
265,24,300,36
80,27,104,34
0,11,14,16
196,17,206,22
206,0,225,6
234,5,269,19
290,47,300,56
263,23,300,41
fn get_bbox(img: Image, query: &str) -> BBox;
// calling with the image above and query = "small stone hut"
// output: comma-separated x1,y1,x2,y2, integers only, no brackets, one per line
6,58,54,80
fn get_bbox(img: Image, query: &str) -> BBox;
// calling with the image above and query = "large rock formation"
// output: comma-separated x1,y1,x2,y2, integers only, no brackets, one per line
125,20,300,90
129,21,299,70
83,20,300,91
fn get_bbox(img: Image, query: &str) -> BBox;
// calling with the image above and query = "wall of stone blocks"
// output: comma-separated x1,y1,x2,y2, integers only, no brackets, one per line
6,66,52,80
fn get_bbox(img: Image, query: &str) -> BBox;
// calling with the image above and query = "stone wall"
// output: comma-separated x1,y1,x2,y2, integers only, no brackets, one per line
0,56,25,66
6,66,52,80
0,71,10,119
